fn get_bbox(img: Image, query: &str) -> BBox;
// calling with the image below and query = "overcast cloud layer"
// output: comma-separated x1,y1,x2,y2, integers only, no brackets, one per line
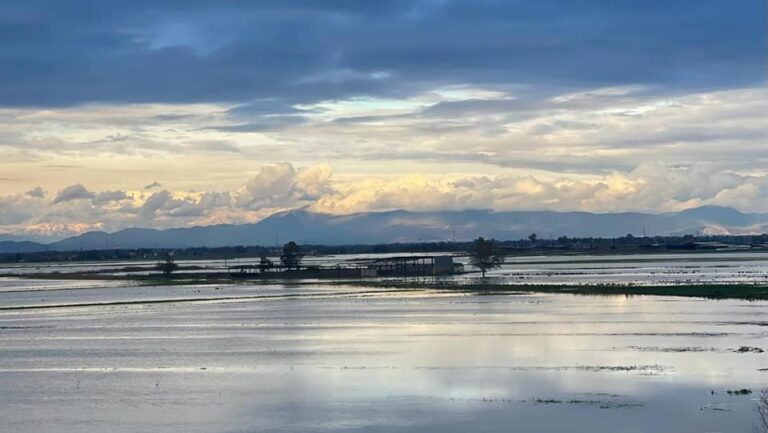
0,0,766,239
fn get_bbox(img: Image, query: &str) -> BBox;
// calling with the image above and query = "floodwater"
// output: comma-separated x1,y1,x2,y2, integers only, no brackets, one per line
479,252,768,286
0,279,766,432
4,252,768,286
0,253,439,276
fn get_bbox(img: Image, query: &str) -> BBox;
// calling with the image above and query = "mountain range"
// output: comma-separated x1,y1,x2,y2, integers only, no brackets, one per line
1,206,767,253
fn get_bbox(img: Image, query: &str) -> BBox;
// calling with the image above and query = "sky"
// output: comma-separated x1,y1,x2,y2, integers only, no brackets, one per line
0,0,766,240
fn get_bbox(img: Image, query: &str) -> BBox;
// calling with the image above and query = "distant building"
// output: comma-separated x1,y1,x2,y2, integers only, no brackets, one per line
367,255,461,277
229,254,463,279
433,256,456,275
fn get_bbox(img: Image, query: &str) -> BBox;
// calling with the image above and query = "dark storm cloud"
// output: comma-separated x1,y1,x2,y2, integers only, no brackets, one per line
0,0,763,109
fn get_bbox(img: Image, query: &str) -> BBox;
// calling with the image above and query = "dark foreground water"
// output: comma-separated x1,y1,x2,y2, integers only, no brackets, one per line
0,280,766,432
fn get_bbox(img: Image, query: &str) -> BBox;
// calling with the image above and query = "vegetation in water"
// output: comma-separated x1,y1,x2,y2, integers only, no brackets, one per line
156,254,178,277
337,280,768,300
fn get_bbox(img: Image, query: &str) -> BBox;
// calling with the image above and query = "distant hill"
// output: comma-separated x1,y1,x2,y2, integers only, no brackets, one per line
0,240,49,254
1,206,767,253
672,205,762,227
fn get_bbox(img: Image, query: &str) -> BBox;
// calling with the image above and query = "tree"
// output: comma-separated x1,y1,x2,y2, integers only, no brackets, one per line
528,233,538,244
469,237,504,278
156,253,178,277
280,241,303,270
258,256,273,273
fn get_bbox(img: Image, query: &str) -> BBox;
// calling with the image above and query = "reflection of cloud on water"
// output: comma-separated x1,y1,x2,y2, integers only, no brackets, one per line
0,275,766,432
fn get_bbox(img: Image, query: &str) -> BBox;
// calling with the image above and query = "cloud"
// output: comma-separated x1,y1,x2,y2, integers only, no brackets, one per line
0,2,764,240
315,86,768,175
92,190,131,205
139,190,180,219
0,86,764,238
211,115,310,132
234,162,332,209
0,69,763,192
5,161,768,241
312,174,493,214
25,187,45,198
0,1,762,109
165,191,232,218
0,191,48,227
0,197,33,225
312,164,768,215
52,184,95,204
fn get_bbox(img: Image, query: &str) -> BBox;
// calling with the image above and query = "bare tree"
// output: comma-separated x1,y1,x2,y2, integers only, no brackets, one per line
469,237,504,278
759,389,768,433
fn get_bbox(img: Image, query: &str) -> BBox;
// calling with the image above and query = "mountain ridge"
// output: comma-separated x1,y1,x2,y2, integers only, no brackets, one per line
1,206,767,253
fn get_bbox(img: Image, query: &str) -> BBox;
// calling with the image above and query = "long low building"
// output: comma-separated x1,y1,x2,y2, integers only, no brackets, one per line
229,255,463,279
366,255,463,277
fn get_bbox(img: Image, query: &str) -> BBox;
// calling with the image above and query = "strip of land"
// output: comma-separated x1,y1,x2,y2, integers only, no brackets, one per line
0,288,423,311
334,280,768,300
4,270,768,300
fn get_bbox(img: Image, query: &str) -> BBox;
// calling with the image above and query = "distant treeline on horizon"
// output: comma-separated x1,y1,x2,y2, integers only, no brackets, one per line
2,233,768,264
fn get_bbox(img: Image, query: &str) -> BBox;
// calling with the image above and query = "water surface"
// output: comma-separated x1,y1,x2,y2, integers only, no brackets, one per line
0,280,766,432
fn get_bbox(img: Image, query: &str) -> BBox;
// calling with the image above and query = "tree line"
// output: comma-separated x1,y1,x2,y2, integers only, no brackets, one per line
5,232,767,265
157,241,305,277
158,238,505,278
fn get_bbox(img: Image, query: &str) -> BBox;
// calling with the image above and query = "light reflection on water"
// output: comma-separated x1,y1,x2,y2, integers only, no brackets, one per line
463,253,768,286
0,281,766,433
4,252,768,285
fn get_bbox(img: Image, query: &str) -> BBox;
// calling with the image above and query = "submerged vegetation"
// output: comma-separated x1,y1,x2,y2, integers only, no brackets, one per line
725,389,752,396
5,268,768,301
7,269,768,300
156,254,178,277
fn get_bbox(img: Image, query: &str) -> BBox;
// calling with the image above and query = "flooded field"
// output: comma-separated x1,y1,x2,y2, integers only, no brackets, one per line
0,278,766,432
481,252,768,286
4,252,768,287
